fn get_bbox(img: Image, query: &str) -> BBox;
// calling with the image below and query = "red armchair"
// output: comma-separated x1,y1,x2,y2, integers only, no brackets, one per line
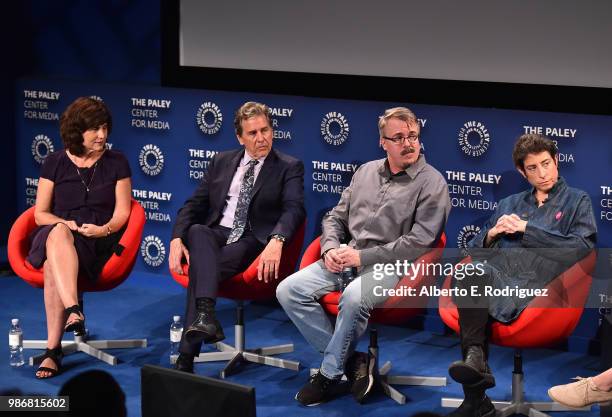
439,251,596,416
170,221,306,378
7,200,147,365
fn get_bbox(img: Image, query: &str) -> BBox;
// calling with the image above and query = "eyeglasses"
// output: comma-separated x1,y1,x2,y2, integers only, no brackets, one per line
382,134,419,145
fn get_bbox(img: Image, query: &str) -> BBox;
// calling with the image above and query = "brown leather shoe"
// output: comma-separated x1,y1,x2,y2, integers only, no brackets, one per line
548,377,612,408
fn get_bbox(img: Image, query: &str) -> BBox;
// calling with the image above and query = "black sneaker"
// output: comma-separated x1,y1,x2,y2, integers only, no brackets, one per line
346,351,375,403
295,371,340,406
447,393,495,417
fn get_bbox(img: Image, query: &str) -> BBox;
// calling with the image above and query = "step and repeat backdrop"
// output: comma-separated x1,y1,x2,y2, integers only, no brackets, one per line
15,78,612,350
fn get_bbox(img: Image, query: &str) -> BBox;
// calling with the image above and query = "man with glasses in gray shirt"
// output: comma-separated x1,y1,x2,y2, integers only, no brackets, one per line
277,107,450,406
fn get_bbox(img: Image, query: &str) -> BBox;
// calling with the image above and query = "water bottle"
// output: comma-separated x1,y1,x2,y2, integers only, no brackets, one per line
9,319,24,367
169,315,183,363
337,244,354,292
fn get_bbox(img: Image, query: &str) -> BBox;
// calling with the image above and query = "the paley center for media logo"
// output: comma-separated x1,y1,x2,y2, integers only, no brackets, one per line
321,112,350,146
140,235,166,267
31,134,55,163
196,102,223,135
139,144,164,176
458,121,490,157
457,224,482,255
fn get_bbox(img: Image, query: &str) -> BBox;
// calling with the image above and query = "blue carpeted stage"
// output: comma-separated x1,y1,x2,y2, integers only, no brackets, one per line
0,272,603,416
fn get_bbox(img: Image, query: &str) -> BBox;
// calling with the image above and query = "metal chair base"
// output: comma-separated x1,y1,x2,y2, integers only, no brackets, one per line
441,372,592,417
371,327,447,404
24,336,147,366
181,304,300,378
379,360,447,404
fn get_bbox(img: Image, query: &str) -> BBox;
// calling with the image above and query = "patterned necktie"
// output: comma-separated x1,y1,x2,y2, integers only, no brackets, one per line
226,159,259,244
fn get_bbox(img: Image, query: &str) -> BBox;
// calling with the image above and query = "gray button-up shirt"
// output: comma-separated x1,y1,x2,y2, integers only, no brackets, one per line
320,155,451,266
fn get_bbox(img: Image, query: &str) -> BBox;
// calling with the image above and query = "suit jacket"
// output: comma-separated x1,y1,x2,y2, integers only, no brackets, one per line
172,148,305,245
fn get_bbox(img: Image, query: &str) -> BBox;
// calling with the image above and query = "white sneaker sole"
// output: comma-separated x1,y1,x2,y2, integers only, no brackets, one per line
295,392,323,407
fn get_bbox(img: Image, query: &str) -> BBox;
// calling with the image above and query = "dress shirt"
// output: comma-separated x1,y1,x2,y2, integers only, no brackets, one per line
320,154,450,266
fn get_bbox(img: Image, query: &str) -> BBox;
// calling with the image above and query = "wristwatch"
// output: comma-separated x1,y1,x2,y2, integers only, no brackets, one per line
270,234,286,243
321,248,333,260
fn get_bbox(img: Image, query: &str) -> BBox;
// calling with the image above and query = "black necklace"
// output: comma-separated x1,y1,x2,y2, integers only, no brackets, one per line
75,161,98,192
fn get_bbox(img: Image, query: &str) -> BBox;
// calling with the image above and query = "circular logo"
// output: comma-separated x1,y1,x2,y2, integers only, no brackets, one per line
139,144,164,176
457,224,482,252
320,112,350,146
31,134,55,164
458,121,490,157
196,102,223,135
140,235,166,267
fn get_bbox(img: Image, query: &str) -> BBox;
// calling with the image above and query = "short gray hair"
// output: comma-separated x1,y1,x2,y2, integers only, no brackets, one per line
378,107,418,136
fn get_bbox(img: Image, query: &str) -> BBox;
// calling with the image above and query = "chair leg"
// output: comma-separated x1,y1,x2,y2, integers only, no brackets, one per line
371,329,447,404
86,339,147,349
441,350,592,416
215,341,236,352
193,303,300,378
220,352,245,379
242,350,300,370
24,339,76,350
24,333,147,367
28,342,79,366
77,342,119,365
194,346,237,362
376,358,447,404
378,376,408,405
255,343,294,356
383,358,447,387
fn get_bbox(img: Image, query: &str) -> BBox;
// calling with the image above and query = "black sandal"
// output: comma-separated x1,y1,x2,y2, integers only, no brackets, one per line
35,347,63,379
64,304,85,333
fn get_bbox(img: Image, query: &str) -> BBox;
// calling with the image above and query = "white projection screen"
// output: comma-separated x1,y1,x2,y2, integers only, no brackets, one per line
179,0,612,89
162,0,612,114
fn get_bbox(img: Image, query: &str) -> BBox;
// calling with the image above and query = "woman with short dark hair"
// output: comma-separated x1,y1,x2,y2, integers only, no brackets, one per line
28,97,132,378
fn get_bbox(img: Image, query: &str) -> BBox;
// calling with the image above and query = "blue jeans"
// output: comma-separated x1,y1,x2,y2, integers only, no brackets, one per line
276,260,399,379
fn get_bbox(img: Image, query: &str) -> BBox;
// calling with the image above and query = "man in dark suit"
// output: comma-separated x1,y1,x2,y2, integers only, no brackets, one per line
169,101,305,372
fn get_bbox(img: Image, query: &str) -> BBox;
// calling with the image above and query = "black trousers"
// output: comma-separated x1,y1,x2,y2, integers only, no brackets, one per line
454,270,493,358
179,223,264,356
